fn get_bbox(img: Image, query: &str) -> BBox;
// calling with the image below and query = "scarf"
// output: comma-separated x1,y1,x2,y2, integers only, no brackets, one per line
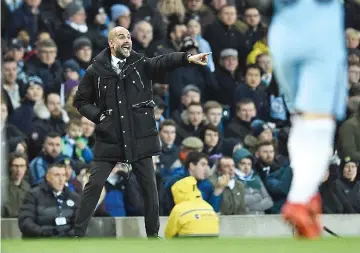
235,169,262,190
66,21,88,33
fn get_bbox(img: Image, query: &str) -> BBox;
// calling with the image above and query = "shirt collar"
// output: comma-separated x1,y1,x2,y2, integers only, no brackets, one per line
111,54,126,66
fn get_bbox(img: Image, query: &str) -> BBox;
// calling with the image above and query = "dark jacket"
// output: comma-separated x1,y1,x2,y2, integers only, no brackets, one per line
215,67,242,106
8,99,36,135
319,180,347,214
2,123,26,153
224,117,252,143
3,180,30,218
331,178,360,213
74,48,190,163
18,181,79,238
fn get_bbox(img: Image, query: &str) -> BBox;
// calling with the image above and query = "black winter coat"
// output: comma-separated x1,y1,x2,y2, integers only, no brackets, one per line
18,182,79,238
74,48,190,163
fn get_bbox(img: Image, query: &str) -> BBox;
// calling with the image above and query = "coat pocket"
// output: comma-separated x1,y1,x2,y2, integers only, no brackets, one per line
131,101,158,138
95,115,118,143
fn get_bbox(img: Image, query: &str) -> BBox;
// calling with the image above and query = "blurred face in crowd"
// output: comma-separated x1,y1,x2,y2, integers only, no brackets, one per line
206,108,222,127
188,104,203,127
256,144,275,165
7,47,25,62
343,162,358,182
187,0,203,12
130,0,143,8
170,25,187,43
10,157,27,182
44,136,62,158
211,0,227,10
245,67,262,88
117,13,132,29
153,83,169,96
219,157,235,178
47,93,62,117
257,54,272,74
189,157,208,180
182,90,200,107
25,0,41,8
38,46,57,65
346,34,360,49
17,30,30,46
26,84,43,102
65,164,73,181
219,6,237,26
68,123,83,139
258,129,273,142
1,103,8,124
348,64,360,86
348,53,360,64
38,32,51,41
64,68,80,81
46,166,66,192
244,8,261,28
222,56,238,73
154,107,165,120
238,157,252,176
204,129,219,148
236,102,256,122
95,8,107,25
133,21,153,48
81,116,95,138
3,61,18,84
70,8,87,25
160,125,176,146
109,27,132,59
187,19,201,37
76,46,92,63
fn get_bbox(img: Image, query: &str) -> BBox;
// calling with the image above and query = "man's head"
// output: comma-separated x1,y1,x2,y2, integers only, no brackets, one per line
36,39,57,66
46,93,62,118
159,119,177,147
204,101,223,127
342,157,358,182
67,118,83,139
64,2,86,25
211,0,227,11
111,4,131,29
187,102,203,127
185,151,209,180
245,64,262,89
219,48,238,73
132,21,153,48
181,85,201,107
168,22,187,44
346,28,360,49
348,62,360,87
256,53,272,74
6,39,25,62
81,116,95,138
219,5,237,26
236,99,256,122
9,152,28,183
46,163,66,192
25,76,44,102
251,119,274,142
63,59,80,81
202,124,219,149
43,132,62,158
233,148,253,176
217,156,235,178
73,37,93,63
187,0,203,12
187,19,201,37
130,0,143,8
180,137,204,162
25,0,41,9
2,58,18,85
1,101,8,124
108,26,132,59
244,7,261,28
255,141,275,165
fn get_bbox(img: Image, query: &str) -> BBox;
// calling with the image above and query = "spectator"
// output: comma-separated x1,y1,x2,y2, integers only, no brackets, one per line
163,20,188,53
154,95,166,130
246,30,269,65
215,48,242,106
184,0,215,32
5,39,27,85
25,39,63,94
165,176,219,238
28,132,65,186
72,36,93,78
209,156,246,215
87,6,110,38
2,58,21,110
346,28,360,49
338,103,360,161
348,62,360,89
224,98,256,142
331,157,360,213
232,148,273,214
2,153,30,218
243,7,267,55
159,120,180,176
18,163,79,238
61,118,93,164
110,4,131,30
204,101,223,134
233,64,269,120
80,116,95,149
177,101,206,142
157,0,186,26
256,53,272,87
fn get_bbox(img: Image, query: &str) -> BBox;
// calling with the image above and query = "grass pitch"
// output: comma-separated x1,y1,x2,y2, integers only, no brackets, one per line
2,237,359,253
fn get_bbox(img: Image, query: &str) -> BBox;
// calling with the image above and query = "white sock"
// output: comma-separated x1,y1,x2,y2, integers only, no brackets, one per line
287,115,335,204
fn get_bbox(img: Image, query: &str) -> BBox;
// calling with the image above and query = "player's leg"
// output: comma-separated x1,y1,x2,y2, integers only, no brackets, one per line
74,161,116,237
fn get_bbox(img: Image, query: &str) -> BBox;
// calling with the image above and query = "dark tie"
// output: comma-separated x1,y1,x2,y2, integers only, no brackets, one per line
118,60,125,70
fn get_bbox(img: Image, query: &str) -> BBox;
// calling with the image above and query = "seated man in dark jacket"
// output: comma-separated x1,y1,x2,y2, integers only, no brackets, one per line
18,163,80,238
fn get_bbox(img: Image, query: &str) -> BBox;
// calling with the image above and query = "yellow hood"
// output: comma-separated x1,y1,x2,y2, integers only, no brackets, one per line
171,176,202,204
246,41,270,65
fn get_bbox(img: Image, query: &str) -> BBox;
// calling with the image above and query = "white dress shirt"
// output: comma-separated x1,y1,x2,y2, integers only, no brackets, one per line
111,55,126,74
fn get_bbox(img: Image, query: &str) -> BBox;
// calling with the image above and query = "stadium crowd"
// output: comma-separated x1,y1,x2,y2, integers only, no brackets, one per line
1,0,360,238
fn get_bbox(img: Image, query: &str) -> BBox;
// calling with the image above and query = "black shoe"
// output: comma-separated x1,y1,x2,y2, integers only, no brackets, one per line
148,234,162,240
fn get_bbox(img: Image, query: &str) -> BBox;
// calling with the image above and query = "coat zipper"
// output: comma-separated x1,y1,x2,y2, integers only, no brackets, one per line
135,69,144,88
97,77,101,99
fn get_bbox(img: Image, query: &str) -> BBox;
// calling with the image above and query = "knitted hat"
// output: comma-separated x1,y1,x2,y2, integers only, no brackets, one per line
8,38,25,49
73,36,92,52
26,76,44,90
111,4,130,22
232,148,253,166
180,36,199,52
182,137,203,150
220,48,238,58
63,59,81,73
251,119,274,137
182,84,200,96
340,156,359,170
64,2,84,20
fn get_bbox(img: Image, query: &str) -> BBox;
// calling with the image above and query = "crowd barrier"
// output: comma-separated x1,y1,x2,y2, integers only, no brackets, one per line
1,215,359,239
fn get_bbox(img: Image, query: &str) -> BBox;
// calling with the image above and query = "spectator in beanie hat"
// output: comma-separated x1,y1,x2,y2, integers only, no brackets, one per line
110,4,131,30
72,36,93,77
87,6,110,38
250,119,275,142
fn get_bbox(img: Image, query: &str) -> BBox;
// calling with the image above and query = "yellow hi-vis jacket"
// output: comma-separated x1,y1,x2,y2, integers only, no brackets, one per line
165,176,219,239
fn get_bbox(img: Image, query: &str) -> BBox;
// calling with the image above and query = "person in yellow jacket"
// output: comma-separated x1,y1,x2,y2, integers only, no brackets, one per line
246,33,269,65
165,176,219,239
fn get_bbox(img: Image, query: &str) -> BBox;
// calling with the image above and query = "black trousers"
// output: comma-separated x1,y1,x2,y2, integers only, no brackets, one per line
74,157,159,237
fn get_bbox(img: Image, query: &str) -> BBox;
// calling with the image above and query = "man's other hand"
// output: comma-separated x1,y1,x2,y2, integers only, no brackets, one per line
188,52,212,66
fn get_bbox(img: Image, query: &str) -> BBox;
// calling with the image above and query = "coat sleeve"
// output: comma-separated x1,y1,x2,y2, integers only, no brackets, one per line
73,69,101,123
338,121,360,161
145,52,189,80
265,167,293,197
165,206,180,239
247,180,274,212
